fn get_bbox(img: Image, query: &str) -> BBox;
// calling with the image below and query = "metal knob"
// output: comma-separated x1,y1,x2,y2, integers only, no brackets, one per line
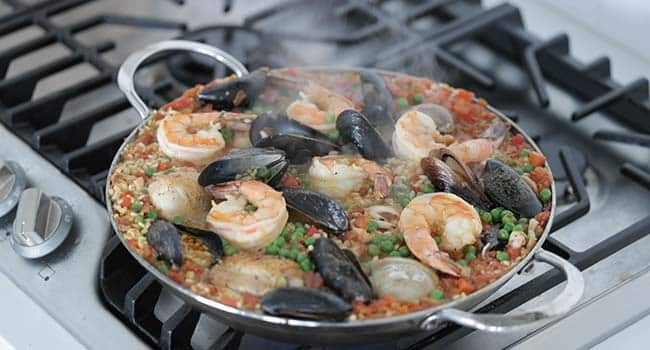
11,188,73,259
0,160,26,217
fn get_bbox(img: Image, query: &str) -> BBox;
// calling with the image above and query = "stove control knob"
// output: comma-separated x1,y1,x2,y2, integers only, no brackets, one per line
11,188,73,259
0,160,26,217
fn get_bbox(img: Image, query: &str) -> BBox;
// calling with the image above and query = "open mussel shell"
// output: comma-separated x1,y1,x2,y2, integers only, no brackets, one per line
255,134,339,165
336,109,393,162
197,69,267,110
482,159,543,217
310,238,373,303
281,188,348,235
249,113,331,146
198,147,288,187
359,70,393,113
421,148,493,210
261,287,352,321
146,220,223,268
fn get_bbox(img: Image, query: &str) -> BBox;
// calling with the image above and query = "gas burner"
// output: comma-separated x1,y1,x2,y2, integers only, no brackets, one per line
166,26,285,87
539,141,588,182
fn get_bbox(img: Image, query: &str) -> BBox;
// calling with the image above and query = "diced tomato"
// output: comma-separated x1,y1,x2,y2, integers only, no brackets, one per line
142,245,154,259
535,210,551,224
528,151,546,167
153,113,165,121
219,296,239,307
457,278,476,294
511,134,524,146
126,239,138,250
353,215,371,230
157,162,171,171
120,194,132,208
507,247,522,259
530,167,551,190
307,226,319,236
138,133,154,145
134,171,146,178
242,293,259,308
279,176,301,188
168,270,185,284
166,96,194,111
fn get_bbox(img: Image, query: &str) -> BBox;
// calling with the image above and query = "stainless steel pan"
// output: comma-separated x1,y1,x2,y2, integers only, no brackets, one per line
107,40,584,345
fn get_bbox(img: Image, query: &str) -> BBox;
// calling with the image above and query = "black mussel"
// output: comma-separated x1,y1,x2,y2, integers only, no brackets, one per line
147,221,183,267
281,188,349,235
198,147,288,187
481,225,506,254
342,249,372,287
197,69,267,110
359,70,393,114
146,220,224,268
255,134,339,165
261,287,352,321
421,148,493,210
310,238,373,303
483,160,543,217
249,113,331,146
362,105,394,144
336,109,393,162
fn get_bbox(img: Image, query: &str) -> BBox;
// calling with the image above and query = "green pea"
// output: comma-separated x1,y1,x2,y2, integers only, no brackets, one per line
134,215,145,225
159,263,169,273
412,93,424,104
145,167,156,177
367,220,379,232
465,251,477,262
296,253,309,262
380,240,394,253
221,128,233,141
512,224,524,232
464,245,477,256
295,222,305,231
224,245,237,256
394,233,405,243
457,259,467,266
256,166,270,179
291,231,304,241
172,216,184,225
481,211,493,224
514,167,524,175
522,163,534,173
279,247,290,258
289,248,299,260
304,237,316,246
430,289,445,300
490,207,504,221
147,209,158,220
326,113,336,123
299,259,313,271
265,245,279,255
400,197,411,208
245,204,258,212
501,214,516,225
275,236,286,247
498,229,510,240
496,251,510,261
540,188,552,202
434,236,442,245
503,222,515,232
398,246,410,257
396,97,409,108
518,217,529,225
328,130,340,141
520,149,530,158
421,183,435,193
367,244,381,257
501,210,514,218
281,228,291,239
130,202,143,213
372,236,384,245
389,251,401,257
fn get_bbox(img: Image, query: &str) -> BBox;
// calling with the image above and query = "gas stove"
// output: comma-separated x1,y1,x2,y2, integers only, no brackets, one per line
1,0,649,349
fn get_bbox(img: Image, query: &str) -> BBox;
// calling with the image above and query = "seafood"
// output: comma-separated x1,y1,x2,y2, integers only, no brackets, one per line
147,169,211,226
360,71,394,141
410,104,454,133
308,155,393,200
367,258,439,302
198,147,288,187
310,238,373,302
366,205,400,230
336,109,394,162
392,110,454,161
399,193,482,276
281,188,348,235
207,253,303,295
448,138,496,164
421,148,493,210
261,287,351,321
198,69,268,110
482,160,543,217
286,82,356,132
249,113,331,146
146,220,223,267
206,180,289,250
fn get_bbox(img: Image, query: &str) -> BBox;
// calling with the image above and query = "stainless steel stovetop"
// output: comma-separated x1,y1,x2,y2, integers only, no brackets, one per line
1,1,649,349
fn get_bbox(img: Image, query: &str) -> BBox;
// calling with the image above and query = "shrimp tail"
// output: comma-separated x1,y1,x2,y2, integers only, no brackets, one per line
373,173,391,199
205,181,239,199
429,252,463,277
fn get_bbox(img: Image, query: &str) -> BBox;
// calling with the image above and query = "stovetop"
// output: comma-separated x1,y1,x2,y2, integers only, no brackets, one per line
1,0,649,349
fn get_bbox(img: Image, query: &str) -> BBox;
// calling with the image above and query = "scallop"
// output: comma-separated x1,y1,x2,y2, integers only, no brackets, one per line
368,257,439,302
147,169,211,226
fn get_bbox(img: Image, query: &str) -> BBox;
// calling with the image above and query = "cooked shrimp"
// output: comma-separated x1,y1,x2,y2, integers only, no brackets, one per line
157,111,255,164
392,110,455,161
308,155,393,199
205,180,288,250
399,192,482,276
147,169,211,226
286,82,356,131
448,138,495,164
207,253,303,295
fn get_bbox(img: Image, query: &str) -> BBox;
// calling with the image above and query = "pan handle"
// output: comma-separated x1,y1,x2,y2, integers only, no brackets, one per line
420,249,584,332
117,39,248,119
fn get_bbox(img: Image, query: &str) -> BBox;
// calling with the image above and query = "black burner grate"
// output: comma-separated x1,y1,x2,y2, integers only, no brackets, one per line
1,0,650,349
